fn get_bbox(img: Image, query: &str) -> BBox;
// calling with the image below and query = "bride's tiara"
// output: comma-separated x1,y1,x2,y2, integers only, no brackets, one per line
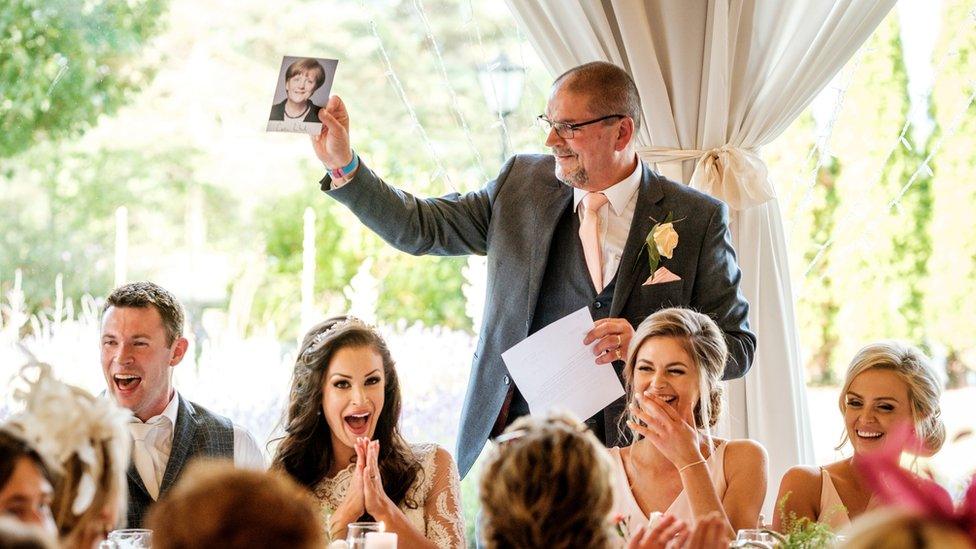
301,316,379,361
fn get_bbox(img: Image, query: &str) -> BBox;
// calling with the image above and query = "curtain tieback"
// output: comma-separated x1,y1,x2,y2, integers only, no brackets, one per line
636,145,776,211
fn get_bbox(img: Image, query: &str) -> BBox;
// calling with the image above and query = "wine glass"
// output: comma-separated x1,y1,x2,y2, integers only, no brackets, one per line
346,522,384,548
732,529,774,548
106,529,152,549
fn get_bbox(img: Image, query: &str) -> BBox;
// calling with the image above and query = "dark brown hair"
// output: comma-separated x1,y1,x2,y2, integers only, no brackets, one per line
102,281,184,346
553,61,642,132
284,58,326,92
270,316,421,510
147,461,323,549
0,430,52,493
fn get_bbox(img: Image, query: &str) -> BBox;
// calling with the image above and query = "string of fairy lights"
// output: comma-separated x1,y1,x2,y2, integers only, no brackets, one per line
411,0,489,185
360,0,532,194
798,9,976,285
359,0,973,294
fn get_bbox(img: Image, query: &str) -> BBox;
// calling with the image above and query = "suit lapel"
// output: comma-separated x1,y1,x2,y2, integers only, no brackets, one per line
610,165,667,318
525,181,573,331
159,395,196,494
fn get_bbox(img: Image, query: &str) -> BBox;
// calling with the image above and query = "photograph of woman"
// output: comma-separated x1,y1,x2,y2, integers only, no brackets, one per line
269,58,326,122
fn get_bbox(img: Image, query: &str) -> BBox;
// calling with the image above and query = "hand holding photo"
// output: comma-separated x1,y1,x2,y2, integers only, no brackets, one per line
267,55,339,135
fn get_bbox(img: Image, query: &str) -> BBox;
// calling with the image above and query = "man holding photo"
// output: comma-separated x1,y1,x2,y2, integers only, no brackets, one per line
310,61,755,479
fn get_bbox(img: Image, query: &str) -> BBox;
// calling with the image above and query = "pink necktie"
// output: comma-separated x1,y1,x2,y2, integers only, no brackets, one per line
580,192,609,291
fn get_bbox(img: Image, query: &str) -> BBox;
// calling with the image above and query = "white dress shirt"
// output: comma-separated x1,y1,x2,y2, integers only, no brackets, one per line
128,391,267,499
573,158,642,286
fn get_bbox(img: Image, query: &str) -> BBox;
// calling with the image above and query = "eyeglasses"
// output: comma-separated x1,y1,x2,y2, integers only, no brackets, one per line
536,114,626,139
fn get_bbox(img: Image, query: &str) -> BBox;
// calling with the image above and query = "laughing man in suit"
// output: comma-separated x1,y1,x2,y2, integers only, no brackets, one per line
99,281,266,527
311,61,756,479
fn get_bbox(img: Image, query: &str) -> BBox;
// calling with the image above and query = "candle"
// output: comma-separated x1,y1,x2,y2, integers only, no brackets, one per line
364,532,397,548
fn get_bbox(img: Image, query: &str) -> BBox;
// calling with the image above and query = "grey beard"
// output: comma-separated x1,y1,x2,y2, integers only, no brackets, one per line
556,166,589,189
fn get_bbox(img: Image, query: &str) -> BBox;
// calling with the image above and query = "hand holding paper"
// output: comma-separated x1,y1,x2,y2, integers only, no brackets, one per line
501,307,625,421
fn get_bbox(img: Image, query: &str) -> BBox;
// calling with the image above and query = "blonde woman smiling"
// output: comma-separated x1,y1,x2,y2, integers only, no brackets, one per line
608,308,767,540
774,341,945,531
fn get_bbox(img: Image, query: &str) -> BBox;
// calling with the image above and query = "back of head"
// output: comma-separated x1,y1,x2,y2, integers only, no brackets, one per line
553,61,642,133
839,507,975,549
0,517,58,549
838,341,946,454
147,461,324,549
479,413,614,549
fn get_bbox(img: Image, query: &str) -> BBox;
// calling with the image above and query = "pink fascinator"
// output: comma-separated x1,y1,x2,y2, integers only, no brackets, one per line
853,423,976,542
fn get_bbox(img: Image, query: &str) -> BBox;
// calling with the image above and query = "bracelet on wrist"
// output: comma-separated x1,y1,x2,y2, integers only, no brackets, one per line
329,152,359,180
678,459,706,473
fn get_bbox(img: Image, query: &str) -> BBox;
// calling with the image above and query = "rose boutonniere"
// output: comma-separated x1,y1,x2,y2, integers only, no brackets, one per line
645,212,680,273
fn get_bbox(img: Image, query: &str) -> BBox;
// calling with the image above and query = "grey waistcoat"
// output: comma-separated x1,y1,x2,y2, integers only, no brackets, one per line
126,395,235,527
507,200,628,445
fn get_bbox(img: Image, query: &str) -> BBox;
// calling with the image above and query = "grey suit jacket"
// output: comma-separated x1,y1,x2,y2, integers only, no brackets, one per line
322,154,755,477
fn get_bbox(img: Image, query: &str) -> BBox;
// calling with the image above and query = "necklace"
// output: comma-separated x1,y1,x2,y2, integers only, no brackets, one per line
284,103,310,120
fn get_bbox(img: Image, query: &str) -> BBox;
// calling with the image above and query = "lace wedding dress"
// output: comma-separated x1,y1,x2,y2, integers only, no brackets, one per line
313,443,465,548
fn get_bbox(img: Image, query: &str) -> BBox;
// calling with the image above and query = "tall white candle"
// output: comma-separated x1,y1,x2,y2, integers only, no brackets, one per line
364,532,397,549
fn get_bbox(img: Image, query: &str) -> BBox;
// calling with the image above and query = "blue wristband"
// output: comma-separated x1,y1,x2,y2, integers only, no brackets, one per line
330,152,359,180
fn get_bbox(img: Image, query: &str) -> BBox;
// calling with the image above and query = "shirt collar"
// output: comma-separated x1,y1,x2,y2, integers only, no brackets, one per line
573,156,642,215
130,390,179,428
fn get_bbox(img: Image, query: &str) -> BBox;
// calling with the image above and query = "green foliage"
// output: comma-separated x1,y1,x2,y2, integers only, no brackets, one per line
252,184,472,336
0,143,240,309
0,0,166,158
768,493,838,549
925,0,976,386
796,115,843,385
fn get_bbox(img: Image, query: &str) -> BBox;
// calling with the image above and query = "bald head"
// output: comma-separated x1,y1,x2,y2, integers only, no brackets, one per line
553,62,642,133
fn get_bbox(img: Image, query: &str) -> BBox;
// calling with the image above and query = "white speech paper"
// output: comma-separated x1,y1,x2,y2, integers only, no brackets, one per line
501,307,625,421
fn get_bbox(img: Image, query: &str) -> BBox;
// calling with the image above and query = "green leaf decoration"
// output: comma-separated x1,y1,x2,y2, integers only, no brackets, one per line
646,228,661,273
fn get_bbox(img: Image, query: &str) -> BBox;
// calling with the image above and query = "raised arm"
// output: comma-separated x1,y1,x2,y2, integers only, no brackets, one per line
312,94,506,257
691,201,756,379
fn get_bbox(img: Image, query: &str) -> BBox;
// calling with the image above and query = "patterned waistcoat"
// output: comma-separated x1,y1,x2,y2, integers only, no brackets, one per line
125,395,235,527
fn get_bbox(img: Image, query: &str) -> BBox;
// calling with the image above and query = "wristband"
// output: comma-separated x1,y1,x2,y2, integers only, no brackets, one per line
329,152,359,180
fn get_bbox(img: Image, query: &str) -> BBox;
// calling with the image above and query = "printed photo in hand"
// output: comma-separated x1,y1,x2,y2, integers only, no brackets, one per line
267,55,339,135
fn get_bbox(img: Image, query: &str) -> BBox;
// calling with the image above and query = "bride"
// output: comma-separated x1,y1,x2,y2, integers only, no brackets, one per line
271,316,464,548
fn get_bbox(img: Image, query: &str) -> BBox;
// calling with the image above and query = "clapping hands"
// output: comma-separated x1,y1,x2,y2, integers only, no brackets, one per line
331,437,396,539
357,437,396,519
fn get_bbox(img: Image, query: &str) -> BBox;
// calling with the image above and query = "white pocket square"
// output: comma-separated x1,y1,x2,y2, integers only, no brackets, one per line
643,266,681,286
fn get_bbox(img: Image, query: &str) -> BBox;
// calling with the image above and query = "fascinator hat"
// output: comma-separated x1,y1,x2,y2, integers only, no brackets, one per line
849,423,976,545
3,360,131,520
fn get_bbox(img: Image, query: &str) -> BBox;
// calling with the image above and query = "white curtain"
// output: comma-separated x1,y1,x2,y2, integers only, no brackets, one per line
507,0,895,514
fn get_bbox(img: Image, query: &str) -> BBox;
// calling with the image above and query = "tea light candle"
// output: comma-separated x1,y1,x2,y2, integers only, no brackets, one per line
364,532,397,549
